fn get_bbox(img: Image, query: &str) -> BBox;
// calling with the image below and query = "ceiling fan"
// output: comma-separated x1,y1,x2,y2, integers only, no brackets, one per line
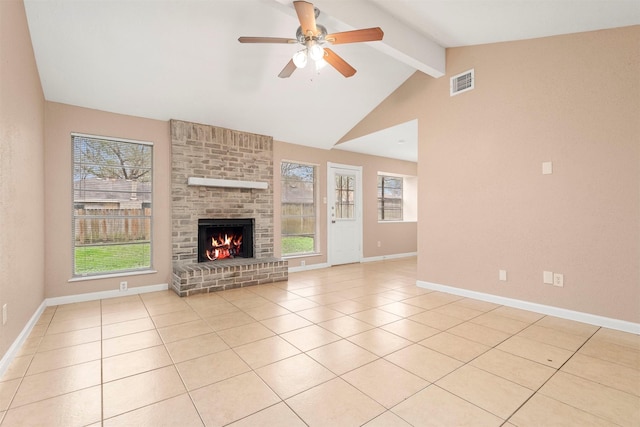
238,0,383,78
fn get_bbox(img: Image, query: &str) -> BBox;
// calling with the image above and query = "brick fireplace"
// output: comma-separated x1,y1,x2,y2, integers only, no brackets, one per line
170,120,287,296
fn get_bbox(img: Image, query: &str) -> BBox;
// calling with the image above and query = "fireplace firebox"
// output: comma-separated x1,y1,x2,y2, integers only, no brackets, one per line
198,218,254,262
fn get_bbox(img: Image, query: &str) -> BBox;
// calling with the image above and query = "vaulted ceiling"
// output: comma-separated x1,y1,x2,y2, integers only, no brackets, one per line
24,0,639,162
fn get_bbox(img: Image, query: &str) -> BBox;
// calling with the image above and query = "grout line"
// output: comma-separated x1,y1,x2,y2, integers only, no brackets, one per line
0,308,54,421
99,298,105,426
501,326,603,424
4,259,636,426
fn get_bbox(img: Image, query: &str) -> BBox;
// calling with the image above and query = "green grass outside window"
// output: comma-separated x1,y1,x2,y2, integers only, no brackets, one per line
75,243,150,274
282,236,314,255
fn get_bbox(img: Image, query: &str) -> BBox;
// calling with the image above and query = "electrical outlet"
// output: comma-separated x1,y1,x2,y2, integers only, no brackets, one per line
300,260,306,267
553,273,564,287
119,281,128,292
377,241,381,248
499,270,507,281
2,304,6,325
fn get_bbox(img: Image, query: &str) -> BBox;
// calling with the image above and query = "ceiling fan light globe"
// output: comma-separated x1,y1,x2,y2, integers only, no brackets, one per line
315,58,328,71
292,50,308,68
308,44,325,61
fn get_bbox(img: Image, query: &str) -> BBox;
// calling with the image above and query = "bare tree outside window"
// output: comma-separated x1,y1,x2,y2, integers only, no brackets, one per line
73,134,153,276
335,174,355,219
378,175,403,221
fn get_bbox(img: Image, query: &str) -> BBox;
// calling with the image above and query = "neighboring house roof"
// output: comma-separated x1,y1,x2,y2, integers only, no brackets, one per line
282,180,314,204
74,178,151,203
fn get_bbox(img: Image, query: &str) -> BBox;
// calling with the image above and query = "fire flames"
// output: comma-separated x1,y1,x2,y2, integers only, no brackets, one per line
205,233,243,261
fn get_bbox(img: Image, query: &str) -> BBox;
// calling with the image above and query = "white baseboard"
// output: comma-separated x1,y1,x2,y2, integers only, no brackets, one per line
0,283,169,378
288,263,331,273
361,252,417,263
0,300,47,379
289,253,417,272
417,280,640,335
46,283,169,307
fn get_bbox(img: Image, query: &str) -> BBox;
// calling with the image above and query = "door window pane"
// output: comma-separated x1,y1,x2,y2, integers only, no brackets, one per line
335,174,355,219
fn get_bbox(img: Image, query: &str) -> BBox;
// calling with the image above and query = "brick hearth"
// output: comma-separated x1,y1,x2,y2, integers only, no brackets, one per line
172,258,288,297
170,120,287,296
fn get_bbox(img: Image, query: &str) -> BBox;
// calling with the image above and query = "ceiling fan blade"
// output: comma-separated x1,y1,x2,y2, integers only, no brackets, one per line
238,37,296,44
294,1,318,37
326,27,384,45
278,59,297,78
323,48,356,78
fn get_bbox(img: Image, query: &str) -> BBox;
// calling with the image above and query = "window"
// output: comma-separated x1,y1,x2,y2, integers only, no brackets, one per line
378,175,403,221
281,161,317,256
73,134,153,276
335,173,355,219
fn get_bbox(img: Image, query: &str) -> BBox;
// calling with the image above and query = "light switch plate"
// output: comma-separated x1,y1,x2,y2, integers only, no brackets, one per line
542,161,553,175
543,271,554,284
499,270,507,281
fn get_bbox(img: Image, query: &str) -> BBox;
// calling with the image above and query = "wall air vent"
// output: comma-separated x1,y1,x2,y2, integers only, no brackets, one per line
450,69,474,96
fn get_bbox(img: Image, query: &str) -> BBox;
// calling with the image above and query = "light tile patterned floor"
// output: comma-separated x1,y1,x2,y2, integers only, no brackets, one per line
0,257,638,426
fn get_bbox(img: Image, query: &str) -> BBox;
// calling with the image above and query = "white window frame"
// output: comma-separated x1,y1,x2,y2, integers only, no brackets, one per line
280,160,319,257
378,175,404,221
377,172,417,223
72,133,153,277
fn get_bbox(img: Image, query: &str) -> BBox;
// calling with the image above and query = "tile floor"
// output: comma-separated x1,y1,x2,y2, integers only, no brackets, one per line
0,257,638,426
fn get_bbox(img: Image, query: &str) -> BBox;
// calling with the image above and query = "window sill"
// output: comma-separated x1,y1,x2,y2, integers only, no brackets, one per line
377,220,417,224
69,269,158,283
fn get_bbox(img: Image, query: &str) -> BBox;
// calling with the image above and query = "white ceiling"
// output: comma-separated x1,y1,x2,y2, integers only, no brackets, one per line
334,119,418,162
24,0,639,163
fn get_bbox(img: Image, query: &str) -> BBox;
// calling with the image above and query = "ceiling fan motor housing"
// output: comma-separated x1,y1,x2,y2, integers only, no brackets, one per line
296,24,327,44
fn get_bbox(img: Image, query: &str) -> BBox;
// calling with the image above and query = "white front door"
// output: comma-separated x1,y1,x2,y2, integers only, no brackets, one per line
327,163,362,266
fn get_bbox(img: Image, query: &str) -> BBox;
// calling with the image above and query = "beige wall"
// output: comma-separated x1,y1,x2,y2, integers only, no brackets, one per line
0,0,46,356
3,0,636,370
44,102,172,297
274,141,417,268
350,26,640,323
